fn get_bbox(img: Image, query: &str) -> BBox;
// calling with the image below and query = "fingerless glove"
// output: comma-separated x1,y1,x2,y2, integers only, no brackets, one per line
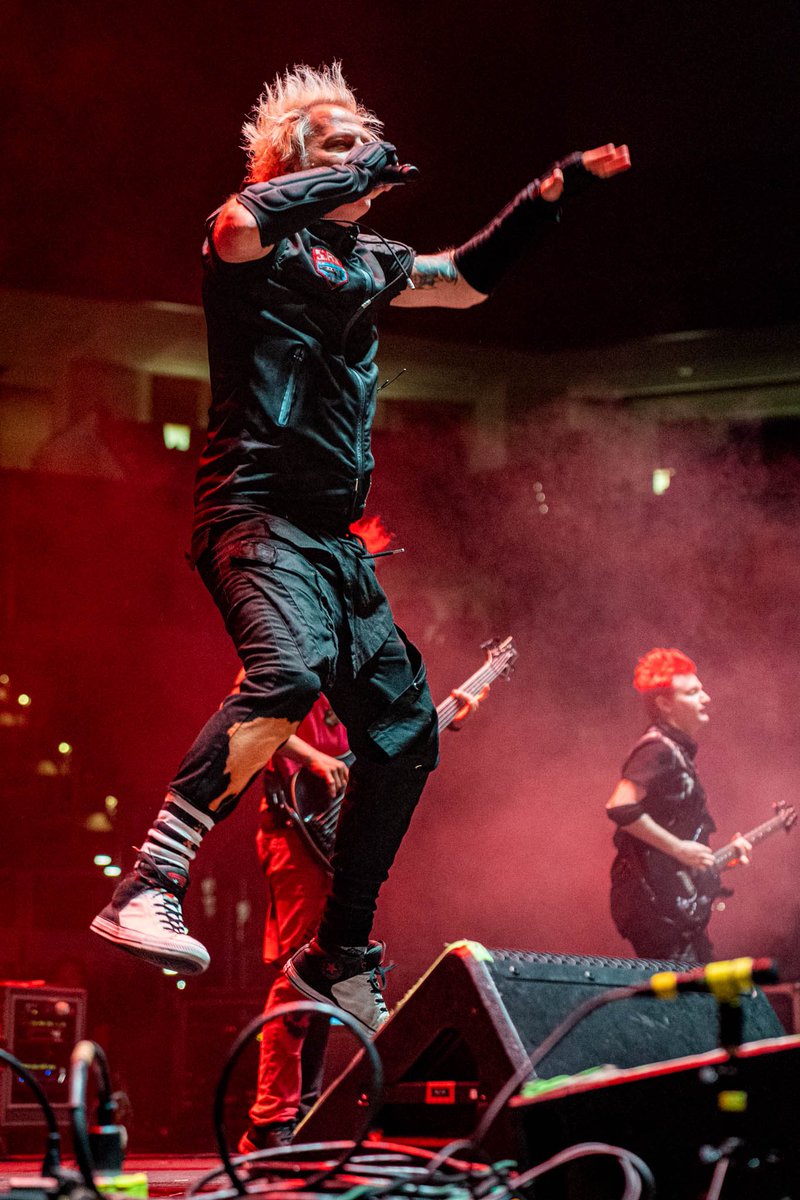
453,152,593,294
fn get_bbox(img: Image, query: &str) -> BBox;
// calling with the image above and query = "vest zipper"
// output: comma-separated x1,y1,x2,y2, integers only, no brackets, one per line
278,348,303,427
350,368,370,520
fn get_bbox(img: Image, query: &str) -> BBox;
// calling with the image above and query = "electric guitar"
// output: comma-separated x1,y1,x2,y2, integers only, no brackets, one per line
284,636,518,869
631,801,796,934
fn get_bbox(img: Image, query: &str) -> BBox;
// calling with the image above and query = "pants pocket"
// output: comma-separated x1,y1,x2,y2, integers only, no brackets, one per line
367,634,438,762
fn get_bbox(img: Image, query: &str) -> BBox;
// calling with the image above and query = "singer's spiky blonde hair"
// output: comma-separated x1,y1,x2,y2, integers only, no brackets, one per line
241,62,383,183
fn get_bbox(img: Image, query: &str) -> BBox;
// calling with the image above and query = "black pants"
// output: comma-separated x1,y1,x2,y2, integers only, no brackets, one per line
611,861,713,964
168,517,439,947
627,923,713,964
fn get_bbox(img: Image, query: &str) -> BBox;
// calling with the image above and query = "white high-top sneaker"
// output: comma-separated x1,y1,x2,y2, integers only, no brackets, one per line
90,853,210,975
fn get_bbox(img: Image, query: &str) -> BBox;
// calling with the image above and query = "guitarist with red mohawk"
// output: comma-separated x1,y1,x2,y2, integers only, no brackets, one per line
607,648,753,962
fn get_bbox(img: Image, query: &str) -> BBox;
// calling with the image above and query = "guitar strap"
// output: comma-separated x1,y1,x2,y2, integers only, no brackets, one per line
632,725,693,778
264,783,295,826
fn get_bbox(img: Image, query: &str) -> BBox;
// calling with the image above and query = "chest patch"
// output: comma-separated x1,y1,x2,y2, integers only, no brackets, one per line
312,247,349,287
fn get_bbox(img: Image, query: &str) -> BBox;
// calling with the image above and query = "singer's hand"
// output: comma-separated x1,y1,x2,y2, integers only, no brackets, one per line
540,169,564,202
447,685,489,731
345,139,398,174
582,143,631,178
541,143,631,202
675,839,716,869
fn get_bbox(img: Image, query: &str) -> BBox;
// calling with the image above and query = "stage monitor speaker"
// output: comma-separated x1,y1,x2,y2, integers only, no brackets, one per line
296,942,783,1155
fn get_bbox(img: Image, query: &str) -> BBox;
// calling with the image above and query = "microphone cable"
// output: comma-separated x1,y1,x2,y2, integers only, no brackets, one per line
68,1040,124,1197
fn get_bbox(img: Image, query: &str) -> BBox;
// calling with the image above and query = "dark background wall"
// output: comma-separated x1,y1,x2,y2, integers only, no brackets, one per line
2,0,800,347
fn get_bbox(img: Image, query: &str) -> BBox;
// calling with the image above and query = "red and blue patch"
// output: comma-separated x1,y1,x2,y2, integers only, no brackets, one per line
312,247,349,288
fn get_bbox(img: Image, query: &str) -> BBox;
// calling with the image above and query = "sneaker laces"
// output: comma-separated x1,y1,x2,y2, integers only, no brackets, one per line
367,961,393,1019
153,889,188,935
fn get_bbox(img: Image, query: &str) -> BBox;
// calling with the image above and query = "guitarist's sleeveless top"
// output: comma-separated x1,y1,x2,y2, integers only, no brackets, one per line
614,722,715,853
610,723,717,944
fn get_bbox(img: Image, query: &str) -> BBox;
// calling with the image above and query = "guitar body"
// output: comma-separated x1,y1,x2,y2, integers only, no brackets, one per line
638,846,722,931
289,752,354,870
612,801,796,944
285,637,518,870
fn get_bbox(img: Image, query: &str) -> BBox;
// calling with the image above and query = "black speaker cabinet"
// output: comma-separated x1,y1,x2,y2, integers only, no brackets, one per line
0,983,86,1128
296,942,783,1155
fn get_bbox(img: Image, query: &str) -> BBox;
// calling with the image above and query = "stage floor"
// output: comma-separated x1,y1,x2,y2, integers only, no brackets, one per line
0,1155,221,1197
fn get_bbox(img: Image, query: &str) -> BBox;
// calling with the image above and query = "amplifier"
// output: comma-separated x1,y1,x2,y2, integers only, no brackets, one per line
0,982,86,1127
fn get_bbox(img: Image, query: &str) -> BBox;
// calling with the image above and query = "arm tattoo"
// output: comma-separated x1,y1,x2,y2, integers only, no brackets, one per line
410,253,459,289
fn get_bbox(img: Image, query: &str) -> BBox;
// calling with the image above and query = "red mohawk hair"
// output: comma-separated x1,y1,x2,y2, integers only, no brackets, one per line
633,647,697,694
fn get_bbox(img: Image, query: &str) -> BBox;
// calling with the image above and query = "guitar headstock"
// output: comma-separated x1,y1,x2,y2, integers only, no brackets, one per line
481,636,518,681
774,800,797,832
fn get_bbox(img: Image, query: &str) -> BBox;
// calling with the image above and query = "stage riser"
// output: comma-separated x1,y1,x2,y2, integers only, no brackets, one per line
511,1035,800,1198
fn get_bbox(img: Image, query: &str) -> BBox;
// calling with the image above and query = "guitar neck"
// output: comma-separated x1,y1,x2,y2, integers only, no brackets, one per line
435,660,507,732
713,814,788,869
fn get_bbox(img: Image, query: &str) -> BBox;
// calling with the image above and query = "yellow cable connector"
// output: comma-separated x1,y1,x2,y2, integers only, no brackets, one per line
705,957,754,1003
648,957,756,1003
95,1173,149,1198
649,971,679,1000
717,1090,748,1113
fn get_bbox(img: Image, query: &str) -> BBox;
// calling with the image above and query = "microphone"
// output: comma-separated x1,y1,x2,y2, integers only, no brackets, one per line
646,956,778,1002
380,163,420,184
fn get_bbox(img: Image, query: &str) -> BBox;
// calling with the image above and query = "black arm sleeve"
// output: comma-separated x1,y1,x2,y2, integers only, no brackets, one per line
452,152,594,295
236,141,397,247
607,801,646,827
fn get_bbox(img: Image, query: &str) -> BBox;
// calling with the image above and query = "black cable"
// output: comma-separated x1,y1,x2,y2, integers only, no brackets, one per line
512,1141,655,1200
331,218,415,354
211,999,383,1195
191,1140,515,1200
71,1040,115,1119
68,1041,116,1195
345,218,416,296
187,1138,478,1197
203,990,657,1200
0,1047,63,1178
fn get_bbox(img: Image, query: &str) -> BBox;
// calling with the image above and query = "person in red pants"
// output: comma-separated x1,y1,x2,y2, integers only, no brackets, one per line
240,679,485,1152
240,695,347,1152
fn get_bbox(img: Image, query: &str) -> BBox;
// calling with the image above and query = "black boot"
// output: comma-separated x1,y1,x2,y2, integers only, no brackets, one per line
237,1120,296,1154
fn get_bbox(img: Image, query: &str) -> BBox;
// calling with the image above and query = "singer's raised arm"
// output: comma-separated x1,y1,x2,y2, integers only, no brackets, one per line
392,142,630,309
212,139,399,263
